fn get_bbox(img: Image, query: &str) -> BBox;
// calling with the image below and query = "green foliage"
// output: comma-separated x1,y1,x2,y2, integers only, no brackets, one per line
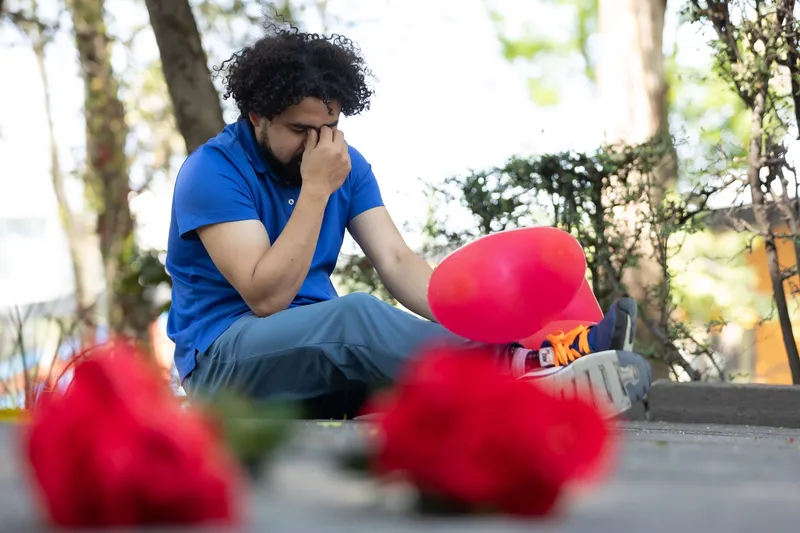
486,0,598,106
497,33,569,63
670,0,797,174
666,48,751,176
334,254,397,305
427,135,701,307
491,0,597,78
680,0,800,382
201,390,299,479
192,0,330,47
526,77,561,106
115,246,172,337
681,0,800,136
669,230,772,325
193,0,266,39
486,0,756,181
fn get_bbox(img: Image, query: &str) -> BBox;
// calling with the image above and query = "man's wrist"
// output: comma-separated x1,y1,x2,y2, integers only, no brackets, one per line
299,183,331,205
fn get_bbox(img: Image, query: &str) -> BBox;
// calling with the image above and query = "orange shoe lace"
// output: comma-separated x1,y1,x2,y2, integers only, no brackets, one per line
545,325,592,367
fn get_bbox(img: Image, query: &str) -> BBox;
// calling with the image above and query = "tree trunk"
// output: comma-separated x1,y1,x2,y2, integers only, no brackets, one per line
66,0,141,341
748,87,800,384
780,0,800,140
596,0,678,378
5,1,102,347
143,0,225,153
32,25,101,345
596,0,670,145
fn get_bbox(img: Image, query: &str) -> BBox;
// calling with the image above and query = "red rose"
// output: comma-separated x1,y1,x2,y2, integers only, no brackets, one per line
22,341,243,528
371,343,614,516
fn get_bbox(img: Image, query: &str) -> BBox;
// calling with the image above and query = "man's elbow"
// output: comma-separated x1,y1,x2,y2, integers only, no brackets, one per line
250,302,276,318
373,247,413,277
247,293,292,318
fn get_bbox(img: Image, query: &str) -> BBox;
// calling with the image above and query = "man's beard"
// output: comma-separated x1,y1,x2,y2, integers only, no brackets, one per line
259,138,303,187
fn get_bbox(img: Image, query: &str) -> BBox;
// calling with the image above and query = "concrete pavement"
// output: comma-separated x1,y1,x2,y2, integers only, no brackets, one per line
2,420,800,531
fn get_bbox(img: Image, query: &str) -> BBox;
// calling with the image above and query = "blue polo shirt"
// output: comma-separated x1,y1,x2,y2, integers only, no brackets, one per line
165,117,384,382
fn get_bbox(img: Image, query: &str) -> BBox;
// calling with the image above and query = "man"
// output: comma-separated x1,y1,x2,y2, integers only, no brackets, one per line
165,22,652,417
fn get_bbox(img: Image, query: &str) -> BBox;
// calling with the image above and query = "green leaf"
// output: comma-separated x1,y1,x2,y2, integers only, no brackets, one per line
200,391,300,478
498,35,564,62
527,77,560,106
488,0,597,82
488,8,503,24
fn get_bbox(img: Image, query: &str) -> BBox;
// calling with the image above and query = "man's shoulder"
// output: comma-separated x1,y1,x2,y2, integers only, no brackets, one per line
179,144,233,177
175,129,251,189
181,127,244,174
344,144,376,192
346,143,370,170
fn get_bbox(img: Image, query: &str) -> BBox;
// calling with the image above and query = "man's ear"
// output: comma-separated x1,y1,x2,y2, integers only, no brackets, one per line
248,112,262,128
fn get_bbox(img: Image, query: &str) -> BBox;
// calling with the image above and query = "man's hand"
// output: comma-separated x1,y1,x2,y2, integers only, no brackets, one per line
300,126,351,198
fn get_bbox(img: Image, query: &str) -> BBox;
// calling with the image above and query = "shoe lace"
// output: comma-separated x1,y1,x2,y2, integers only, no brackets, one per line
545,325,592,367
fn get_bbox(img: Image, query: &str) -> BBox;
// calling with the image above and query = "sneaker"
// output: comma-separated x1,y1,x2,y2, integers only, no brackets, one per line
516,297,651,418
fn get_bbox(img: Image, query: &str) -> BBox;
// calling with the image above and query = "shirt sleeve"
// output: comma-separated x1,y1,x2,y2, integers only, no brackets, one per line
172,147,260,239
347,145,385,223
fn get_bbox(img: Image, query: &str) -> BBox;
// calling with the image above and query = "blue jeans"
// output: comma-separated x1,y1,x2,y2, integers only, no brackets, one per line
183,292,509,405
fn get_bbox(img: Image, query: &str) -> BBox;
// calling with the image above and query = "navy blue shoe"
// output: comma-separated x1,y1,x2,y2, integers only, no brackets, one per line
518,297,651,418
537,297,637,366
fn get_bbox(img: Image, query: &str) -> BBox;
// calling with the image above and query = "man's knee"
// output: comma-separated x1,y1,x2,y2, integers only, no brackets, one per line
331,292,405,338
336,291,387,313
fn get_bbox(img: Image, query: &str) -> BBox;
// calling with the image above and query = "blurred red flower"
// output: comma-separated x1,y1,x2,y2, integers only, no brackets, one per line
22,341,243,528
370,343,615,516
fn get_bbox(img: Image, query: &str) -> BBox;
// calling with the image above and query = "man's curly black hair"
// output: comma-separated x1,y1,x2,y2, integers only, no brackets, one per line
215,18,375,120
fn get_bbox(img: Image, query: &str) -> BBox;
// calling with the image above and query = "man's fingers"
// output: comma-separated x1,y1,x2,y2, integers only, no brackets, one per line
305,127,318,150
317,125,334,145
333,129,347,152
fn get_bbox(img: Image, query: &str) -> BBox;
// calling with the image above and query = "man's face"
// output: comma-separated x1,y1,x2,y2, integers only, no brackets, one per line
250,98,342,186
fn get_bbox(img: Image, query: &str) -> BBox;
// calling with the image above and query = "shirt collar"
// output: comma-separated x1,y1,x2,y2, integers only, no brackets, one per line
235,116,268,176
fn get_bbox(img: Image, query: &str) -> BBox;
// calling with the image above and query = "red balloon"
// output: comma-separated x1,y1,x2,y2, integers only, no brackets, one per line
519,319,598,351
558,277,603,323
427,227,586,344
519,278,603,350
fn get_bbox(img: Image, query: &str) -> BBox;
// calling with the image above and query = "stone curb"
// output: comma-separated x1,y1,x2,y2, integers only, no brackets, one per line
634,379,800,429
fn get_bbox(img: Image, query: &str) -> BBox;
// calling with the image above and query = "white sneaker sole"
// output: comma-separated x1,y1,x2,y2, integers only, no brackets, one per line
519,350,633,419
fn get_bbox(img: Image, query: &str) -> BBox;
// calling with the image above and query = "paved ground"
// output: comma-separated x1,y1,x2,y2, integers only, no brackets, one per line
2,421,800,531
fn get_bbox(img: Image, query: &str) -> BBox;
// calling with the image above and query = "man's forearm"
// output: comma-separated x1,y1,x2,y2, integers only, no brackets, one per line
379,252,437,322
249,189,328,315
